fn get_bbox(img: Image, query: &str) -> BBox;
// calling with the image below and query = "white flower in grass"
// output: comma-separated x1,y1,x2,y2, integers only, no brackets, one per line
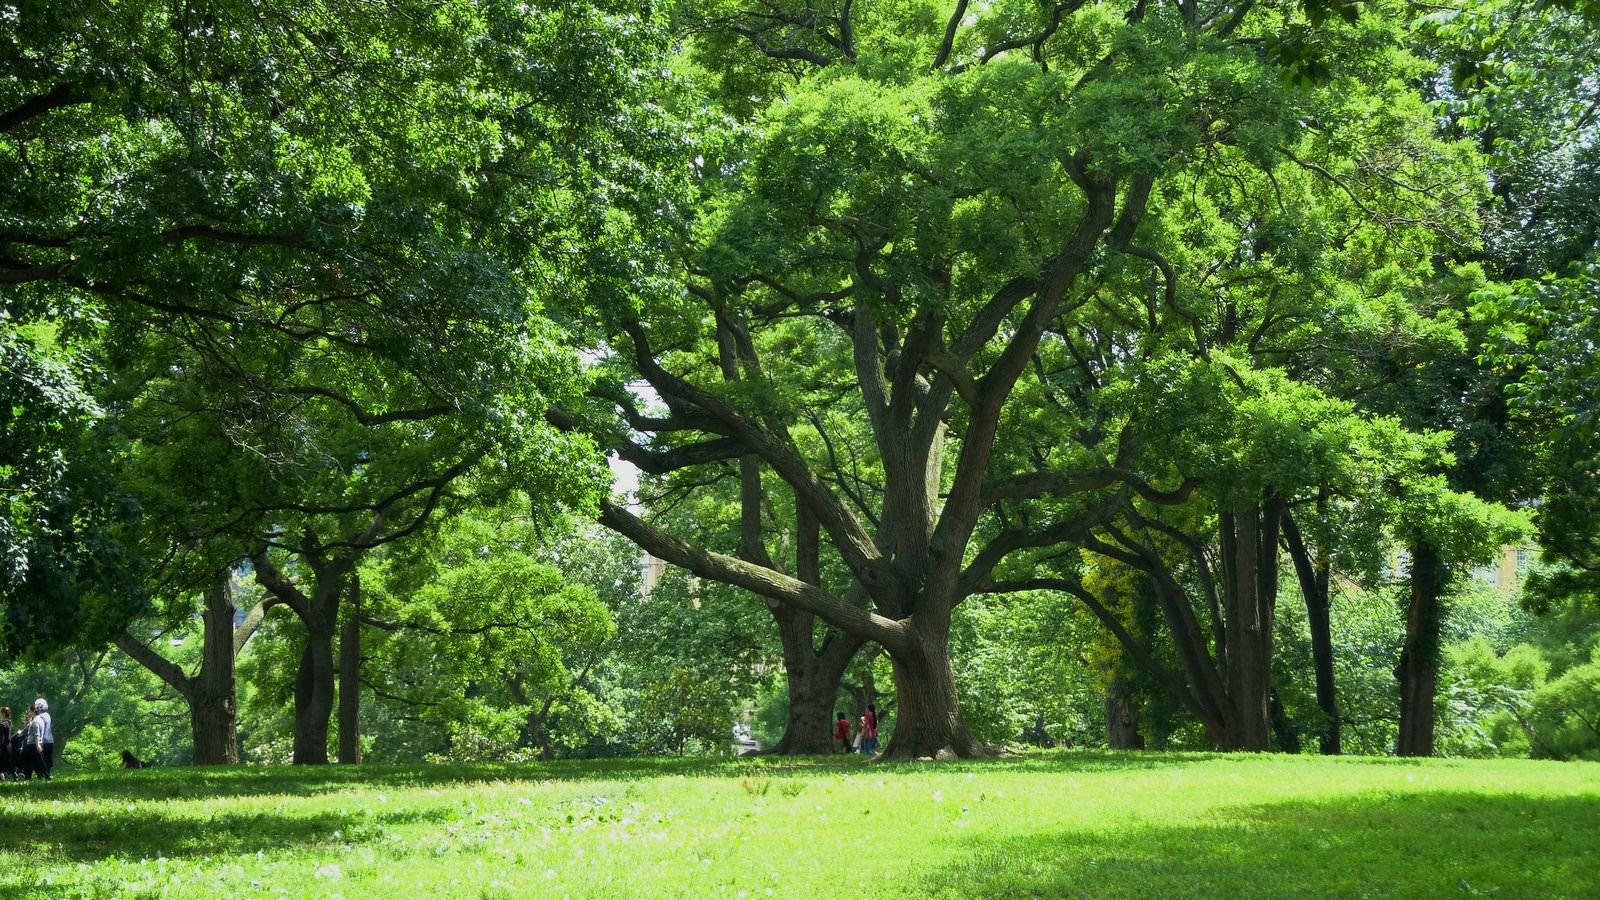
315,863,342,880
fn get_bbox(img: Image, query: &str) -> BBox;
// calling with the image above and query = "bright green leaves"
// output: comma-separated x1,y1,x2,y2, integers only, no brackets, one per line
1113,351,1442,501
356,505,618,760
1394,477,1529,567
1,0,679,655
0,326,138,654
1051,16,1204,177
1474,265,1600,603
1475,266,1600,446
1419,0,1600,174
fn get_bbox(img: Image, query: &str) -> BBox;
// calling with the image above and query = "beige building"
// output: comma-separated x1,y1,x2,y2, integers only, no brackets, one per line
1471,545,1538,596
641,552,667,597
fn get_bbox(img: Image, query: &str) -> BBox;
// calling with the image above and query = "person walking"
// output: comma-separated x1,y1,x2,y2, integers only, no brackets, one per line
834,712,851,754
29,698,52,780
861,704,879,756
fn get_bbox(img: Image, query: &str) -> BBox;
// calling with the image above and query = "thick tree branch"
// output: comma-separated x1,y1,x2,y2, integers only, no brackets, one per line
0,82,90,132
730,23,835,66
115,633,193,699
981,469,1120,505
251,552,310,618
932,0,971,69
929,181,1121,587
233,599,279,656
546,406,745,475
957,488,1128,596
951,276,1040,361
599,500,907,648
617,319,889,593
0,258,71,284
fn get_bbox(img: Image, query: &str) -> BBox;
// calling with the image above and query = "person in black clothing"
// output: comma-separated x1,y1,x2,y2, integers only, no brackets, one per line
121,750,146,769
0,707,11,780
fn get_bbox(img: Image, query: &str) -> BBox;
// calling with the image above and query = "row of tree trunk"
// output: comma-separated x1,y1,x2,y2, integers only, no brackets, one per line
117,563,367,766
117,525,1450,764
1090,509,1446,756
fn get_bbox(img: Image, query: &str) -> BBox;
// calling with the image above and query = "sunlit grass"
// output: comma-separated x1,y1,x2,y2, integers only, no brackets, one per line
1,752,1596,897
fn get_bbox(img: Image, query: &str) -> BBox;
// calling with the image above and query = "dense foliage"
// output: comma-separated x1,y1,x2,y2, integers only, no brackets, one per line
2,0,1598,767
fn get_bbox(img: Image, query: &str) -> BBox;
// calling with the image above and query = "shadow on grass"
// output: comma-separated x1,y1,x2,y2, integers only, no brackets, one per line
2,757,752,803
13,750,1490,807
0,804,445,866
10,750,1225,804
914,790,1600,898
14,748,1400,805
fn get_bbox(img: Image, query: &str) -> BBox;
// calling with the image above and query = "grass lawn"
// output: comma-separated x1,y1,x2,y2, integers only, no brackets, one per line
1,751,1596,898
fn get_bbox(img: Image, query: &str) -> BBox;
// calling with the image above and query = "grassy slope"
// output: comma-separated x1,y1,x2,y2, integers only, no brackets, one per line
0,752,1596,898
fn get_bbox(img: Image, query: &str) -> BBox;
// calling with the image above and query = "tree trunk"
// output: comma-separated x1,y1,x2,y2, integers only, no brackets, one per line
1305,593,1339,754
191,581,240,764
880,621,983,759
1284,509,1339,754
765,600,864,755
338,574,362,765
117,576,253,765
253,543,358,766
1397,538,1446,757
769,643,859,755
779,674,840,755
1105,674,1145,750
293,582,341,765
1220,503,1273,751
1268,687,1301,753
293,634,335,764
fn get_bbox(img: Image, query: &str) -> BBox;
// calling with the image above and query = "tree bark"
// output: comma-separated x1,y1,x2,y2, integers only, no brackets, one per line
880,619,983,759
338,574,362,765
766,605,864,755
1283,509,1339,754
777,670,840,755
764,498,866,755
1219,502,1274,751
293,581,341,765
191,581,241,764
1105,674,1145,749
255,542,361,766
1397,538,1446,757
116,575,268,765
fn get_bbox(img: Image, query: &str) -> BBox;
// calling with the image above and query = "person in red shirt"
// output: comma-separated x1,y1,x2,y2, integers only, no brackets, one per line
863,704,879,755
834,712,851,753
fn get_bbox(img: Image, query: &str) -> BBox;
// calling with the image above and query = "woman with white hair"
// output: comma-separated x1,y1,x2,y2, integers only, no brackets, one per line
27,698,51,781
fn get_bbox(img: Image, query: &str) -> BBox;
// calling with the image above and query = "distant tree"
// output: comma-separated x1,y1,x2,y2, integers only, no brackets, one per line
1332,0,1600,757
355,504,615,762
113,576,274,764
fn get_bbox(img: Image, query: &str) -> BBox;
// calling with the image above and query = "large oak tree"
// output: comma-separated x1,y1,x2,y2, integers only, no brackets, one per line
556,0,1520,756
